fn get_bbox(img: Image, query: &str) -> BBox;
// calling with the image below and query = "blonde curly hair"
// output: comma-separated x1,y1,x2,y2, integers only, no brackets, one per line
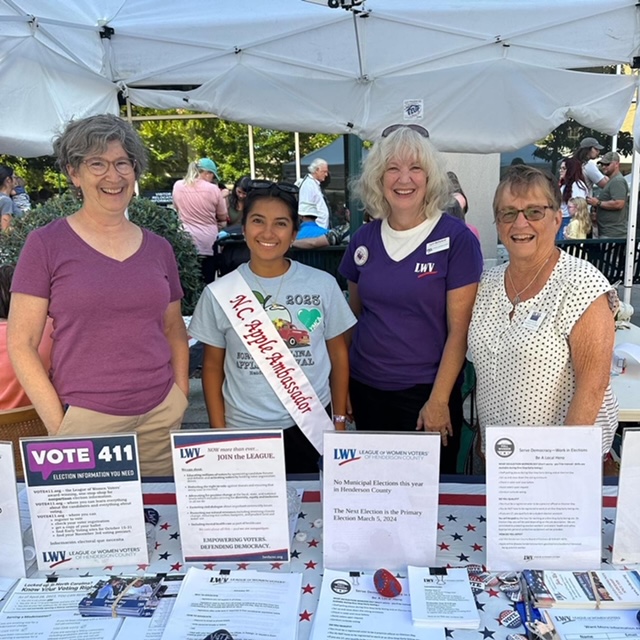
351,127,450,220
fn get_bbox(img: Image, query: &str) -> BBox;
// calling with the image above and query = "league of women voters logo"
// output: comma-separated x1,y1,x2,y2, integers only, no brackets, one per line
414,262,438,277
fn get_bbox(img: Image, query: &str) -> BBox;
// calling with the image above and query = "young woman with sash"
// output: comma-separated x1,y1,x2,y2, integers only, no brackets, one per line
188,181,356,474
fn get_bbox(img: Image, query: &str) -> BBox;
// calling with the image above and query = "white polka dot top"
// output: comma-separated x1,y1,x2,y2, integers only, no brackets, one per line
468,250,618,454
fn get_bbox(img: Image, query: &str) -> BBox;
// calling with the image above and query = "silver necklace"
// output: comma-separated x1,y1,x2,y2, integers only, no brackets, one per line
248,261,289,307
506,251,554,309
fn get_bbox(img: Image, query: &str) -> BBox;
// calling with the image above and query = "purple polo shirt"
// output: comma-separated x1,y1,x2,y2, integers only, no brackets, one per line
339,215,482,390
11,218,183,415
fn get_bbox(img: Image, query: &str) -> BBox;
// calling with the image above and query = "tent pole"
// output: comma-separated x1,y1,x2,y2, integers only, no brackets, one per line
124,98,138,200
294,132,301,182
623,71,639,306
248,125,256,179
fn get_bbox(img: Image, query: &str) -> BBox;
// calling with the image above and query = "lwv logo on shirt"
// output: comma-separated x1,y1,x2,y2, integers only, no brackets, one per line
414,262,437,277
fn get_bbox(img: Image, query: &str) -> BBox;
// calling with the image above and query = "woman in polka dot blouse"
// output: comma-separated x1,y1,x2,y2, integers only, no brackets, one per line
468,165,618,457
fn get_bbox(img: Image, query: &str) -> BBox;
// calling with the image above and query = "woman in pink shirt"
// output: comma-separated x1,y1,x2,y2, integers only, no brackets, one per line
172,158,228,283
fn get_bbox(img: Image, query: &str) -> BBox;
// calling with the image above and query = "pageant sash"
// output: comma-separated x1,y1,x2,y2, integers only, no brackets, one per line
211,270,333,453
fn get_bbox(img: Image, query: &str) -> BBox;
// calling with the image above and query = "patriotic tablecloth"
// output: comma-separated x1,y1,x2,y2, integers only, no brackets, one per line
19,480,626,640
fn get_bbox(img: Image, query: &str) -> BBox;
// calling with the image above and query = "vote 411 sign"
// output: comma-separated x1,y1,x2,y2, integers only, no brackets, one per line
21,434,148,571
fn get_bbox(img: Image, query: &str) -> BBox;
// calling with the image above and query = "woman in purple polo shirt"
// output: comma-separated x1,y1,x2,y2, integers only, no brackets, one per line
8,114,189,477
339,125,483,474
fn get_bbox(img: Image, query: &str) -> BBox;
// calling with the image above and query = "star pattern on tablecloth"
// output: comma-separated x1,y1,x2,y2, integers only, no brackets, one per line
137,564,149,570
237,563,249,570
204,563,216,570
298,511,307,519
477,515,486,522
472,543,483,552
603,516,614,525
307,539,319,548
444,629,454,638
487,588,500,598
159,552,171,560
475,600,485,611
290,549,301,559
452,533,463,541
169,532,179,540
170,562,182,571
271,562,283,570
159,522,170,530
447,514,458,521
302,583,315,594
480,626,496,639
299,610,312,622
305,560,318,570
457,553,470,562
439,542,451,551
465,524,476,531
437,523,445,530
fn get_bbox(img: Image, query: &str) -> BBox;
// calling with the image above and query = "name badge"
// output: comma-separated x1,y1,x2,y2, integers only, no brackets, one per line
426,237,450,255
522,310,546,331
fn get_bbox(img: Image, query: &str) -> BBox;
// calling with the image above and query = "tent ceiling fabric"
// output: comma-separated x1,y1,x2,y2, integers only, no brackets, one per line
1,0,639,156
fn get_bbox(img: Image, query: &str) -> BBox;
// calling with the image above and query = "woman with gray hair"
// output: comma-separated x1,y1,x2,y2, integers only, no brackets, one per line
8,114,189,476
339,124,483,473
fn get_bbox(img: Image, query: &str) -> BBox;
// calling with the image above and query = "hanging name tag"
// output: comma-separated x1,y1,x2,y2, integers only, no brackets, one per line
522,310,546,331
426,237,450,255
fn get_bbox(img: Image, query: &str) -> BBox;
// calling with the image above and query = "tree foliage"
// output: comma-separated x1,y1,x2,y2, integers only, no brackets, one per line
0,193,203,314
0,110,338,195
533,120,633,173
129,108,338,190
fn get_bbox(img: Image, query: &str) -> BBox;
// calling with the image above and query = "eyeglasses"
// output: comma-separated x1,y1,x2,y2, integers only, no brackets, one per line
598,162,611,167
82,158,136,176
495,205,554,224
381,124,430,138
246,180,299,195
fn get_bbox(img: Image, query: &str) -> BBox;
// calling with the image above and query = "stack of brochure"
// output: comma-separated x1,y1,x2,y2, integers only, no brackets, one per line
407,566,480,630
522,570,640,609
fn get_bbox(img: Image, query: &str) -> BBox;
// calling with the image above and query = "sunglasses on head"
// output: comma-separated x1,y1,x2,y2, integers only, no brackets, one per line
246,179,299,195
381,124,430,139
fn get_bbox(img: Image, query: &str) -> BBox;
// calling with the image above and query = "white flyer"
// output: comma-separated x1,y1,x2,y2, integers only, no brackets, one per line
309,568,445,640
21,434,148,571
323,431,440,571
0,576,121,640
547,608,640,639
407,566,480,629
159,567,302,640
613,428,640,564
0,442,27,577
486,426,602,571
172,430,289,563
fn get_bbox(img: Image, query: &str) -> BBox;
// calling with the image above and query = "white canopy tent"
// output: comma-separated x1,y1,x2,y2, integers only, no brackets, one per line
1,0,640,297
0,0,638,155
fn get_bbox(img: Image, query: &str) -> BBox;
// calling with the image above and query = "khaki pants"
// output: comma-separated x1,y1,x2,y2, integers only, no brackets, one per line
57,384,188,477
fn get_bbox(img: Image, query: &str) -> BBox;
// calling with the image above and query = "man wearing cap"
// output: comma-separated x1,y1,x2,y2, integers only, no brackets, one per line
573,137,609,194
298,158,330,229
586,151,629,238
172,158,228,283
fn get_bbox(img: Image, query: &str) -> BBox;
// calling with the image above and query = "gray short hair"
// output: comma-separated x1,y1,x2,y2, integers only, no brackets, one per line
352,127,449,220
53,114,148,180
308,158,328,175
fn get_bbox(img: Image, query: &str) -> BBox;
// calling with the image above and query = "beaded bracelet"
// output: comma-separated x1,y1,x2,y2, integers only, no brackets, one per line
333,415,347,423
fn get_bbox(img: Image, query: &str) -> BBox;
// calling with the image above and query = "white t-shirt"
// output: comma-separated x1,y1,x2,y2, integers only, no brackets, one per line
468,250,617,455
298,175,330,229
188,261,356,428
583,160,605,195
